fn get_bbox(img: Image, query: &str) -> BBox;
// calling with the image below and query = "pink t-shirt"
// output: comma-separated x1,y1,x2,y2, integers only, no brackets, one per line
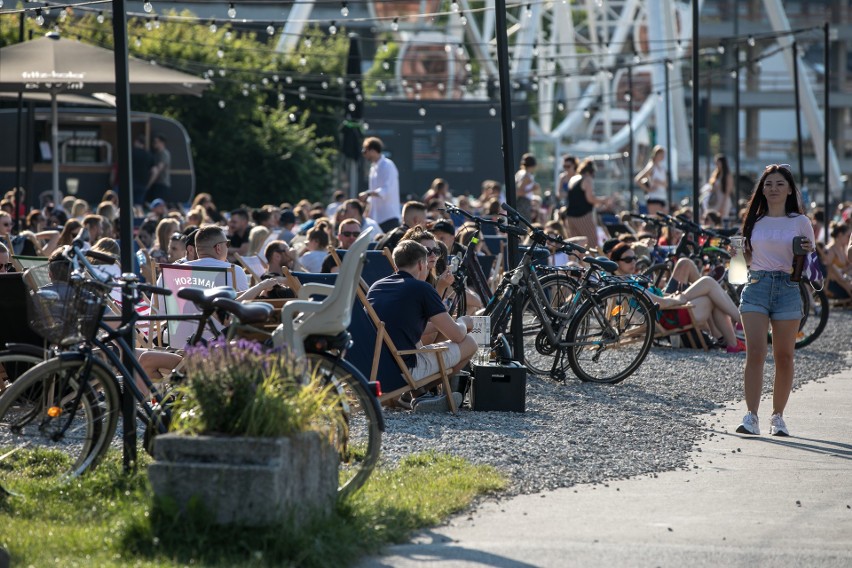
749,214,814,273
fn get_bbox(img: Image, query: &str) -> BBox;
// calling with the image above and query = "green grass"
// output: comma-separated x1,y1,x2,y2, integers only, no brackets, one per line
0,449,506,567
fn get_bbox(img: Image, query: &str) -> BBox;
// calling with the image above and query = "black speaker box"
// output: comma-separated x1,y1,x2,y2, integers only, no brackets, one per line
470,361,526,412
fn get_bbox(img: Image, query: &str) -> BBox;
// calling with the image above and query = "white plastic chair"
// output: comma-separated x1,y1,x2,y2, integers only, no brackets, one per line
275,228,373,357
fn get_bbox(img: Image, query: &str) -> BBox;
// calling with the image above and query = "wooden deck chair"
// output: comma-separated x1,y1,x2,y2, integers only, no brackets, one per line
655,305,708,350
329,248,396,289
235,253,267,285
285,271,458,414
155,263,236,349
11,255,48,272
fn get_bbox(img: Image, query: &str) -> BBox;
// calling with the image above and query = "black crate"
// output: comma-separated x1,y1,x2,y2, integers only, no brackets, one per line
470,361,527,412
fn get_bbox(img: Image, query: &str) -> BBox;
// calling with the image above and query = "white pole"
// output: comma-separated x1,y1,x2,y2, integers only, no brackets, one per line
52,91,60,206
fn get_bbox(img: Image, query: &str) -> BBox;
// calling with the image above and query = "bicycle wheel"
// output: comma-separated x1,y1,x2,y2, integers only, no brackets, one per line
641,263,673,290
0,348,47,393
303,353,382,498
768,281,829,349
561,285,656,384
521,274,579,376
0,355,121,484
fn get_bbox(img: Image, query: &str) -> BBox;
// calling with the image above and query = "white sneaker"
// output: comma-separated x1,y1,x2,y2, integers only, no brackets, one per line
769,413,790,437
736,412,760,435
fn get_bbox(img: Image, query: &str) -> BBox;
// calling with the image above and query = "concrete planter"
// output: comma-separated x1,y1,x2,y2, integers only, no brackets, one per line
148,431,338,527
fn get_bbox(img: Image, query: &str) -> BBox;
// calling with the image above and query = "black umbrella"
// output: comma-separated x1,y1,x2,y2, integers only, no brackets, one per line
341,34,364,195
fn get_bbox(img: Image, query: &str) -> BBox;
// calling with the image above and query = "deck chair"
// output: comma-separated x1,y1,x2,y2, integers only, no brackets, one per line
353,289,458,413
11,255,49,273
156,263,236,349
276,228,373,358
235,253,267,285
331,248,396,288
655,304,708,350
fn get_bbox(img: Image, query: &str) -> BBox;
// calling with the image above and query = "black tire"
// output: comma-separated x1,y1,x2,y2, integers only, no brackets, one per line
303,353,382,498
561,284,656,384
521,274,579,376
768,281,829,349
0,356,121,483
0,349,47,392
641,262,673,290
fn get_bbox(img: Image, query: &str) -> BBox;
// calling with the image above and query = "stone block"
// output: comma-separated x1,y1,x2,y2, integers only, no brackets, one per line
148,432,337,526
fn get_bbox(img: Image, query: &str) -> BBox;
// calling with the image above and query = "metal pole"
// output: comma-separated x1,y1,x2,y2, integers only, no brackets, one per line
628,64,635,211
111,0,137,472
664,60,673,210
732,56,741,220
14,12,25,232
692,0,700,222
792,40,804,188
493,0,523,362
823,21,830,239
733,5,741,221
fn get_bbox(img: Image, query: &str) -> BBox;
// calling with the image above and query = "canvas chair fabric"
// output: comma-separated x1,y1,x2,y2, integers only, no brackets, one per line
235,253,267,285
655,304,708,350
156,263,235,348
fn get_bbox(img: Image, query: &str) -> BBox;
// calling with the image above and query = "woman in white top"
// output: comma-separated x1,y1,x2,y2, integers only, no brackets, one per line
635,145,668,216
735,164,814,437
701,154,734,219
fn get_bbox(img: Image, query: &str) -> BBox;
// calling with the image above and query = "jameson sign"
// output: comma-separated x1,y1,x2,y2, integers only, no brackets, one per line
159,264,233,348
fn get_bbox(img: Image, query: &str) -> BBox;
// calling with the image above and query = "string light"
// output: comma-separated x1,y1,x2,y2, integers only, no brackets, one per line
489,106,497,117
459,13,467,26
42,2,49,15
227,3,236,18
35,8,44,26
96,11,104,23
304,38,312,48
218,100,226,108
154,16,160,29
143,0,153,14
146,19,153,31
328,21,337,35
266,23,275,35
435,123,443,133
526,4,532,17
340,1,349,17
209,20,217,33
717,44,725,54
381,40,388,52
216,47,224,58
391,17,399,32
451,0,459,12
0,1,4,9
418,107,426,117
747,35,755,47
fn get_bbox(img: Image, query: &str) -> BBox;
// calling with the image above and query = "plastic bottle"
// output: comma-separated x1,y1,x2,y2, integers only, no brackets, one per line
728,236,749,285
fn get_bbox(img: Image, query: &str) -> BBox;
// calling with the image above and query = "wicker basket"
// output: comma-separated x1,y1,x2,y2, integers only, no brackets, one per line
23,264,108,346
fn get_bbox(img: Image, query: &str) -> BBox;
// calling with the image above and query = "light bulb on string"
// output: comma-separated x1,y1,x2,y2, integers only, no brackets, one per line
532,42,539,57
451,0,458,12
445,43,451,54
730,69,737,79
437,82,445,92
382,40,388,52
218,100,226,109
224,30,231,40
0,1,4,9
146,20,153,31
272,74,279,82
143,0,153,14
304,38,312,48
340,1,349,17
348,103,356,112
557,100,565,111
456,43,464,57
435,123,443,133
328,21,337,35
42,3,50,15
278,93,285,102
135,37,142,47
35,9,44,26
717,44,725,54
299,56,307,66
382,61,390,70
216,48,224,58
489,106,497,117
209,21,217,33
526,4,532,17
460,14,467,26
363,122,369,130
241,87,249,96
227,3,236,18
391,17,398,31
285,76,293,84
337,77,345,85
262,77,269,85
321,81,328,89
418,107,426,117
747,35,755,47
154,16,160,29
289,113,297,123
218,69,226,77
464,62,472,72
266,23,275,35
97,11,105,23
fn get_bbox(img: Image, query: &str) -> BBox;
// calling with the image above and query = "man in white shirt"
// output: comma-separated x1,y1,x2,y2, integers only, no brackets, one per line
359,137,401,233
185,225,249,292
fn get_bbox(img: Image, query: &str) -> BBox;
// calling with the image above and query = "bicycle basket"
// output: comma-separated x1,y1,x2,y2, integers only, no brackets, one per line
23,264,108,346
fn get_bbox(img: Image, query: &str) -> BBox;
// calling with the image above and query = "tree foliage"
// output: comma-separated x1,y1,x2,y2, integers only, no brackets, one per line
1,12,349,208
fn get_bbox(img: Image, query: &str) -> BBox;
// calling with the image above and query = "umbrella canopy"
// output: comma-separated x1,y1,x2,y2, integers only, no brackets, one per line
0,34,210,95
0,32,210,203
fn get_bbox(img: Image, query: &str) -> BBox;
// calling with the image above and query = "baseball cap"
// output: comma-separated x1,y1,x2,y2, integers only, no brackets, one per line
431,219,455,236
150,198,166,209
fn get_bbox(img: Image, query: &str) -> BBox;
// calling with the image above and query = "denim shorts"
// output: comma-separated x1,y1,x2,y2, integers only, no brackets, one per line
739,270,802,320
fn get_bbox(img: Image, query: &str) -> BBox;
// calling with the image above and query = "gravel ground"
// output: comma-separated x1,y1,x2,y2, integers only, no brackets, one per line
379,309,852,496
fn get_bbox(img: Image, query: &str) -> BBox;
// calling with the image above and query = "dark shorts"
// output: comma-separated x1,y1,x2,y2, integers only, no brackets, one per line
739,270,802,320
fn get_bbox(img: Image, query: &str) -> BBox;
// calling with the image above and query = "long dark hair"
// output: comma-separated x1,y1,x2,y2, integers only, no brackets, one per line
709,154,731,194
741,164,803,249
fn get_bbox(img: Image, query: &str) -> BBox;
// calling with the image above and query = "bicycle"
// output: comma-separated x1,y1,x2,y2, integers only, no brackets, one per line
479,203,657,384
0,239,383,498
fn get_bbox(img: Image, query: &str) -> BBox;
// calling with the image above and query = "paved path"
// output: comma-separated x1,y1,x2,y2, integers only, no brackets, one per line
362,365,852,567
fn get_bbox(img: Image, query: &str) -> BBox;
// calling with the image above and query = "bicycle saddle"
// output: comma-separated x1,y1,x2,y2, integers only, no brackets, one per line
177,286,237,310
211,297,274,324
584,256,619,274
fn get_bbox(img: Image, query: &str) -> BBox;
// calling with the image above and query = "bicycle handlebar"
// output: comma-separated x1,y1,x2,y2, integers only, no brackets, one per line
137,283,172,297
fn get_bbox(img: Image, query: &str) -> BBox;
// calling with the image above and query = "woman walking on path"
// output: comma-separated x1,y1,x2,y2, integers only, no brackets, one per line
736,164,814,437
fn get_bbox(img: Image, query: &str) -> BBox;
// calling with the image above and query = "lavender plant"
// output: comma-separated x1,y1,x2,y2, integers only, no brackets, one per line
169,339,344,439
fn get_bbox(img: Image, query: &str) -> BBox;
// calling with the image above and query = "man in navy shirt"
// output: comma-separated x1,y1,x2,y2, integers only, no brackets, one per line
367,239,476,381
